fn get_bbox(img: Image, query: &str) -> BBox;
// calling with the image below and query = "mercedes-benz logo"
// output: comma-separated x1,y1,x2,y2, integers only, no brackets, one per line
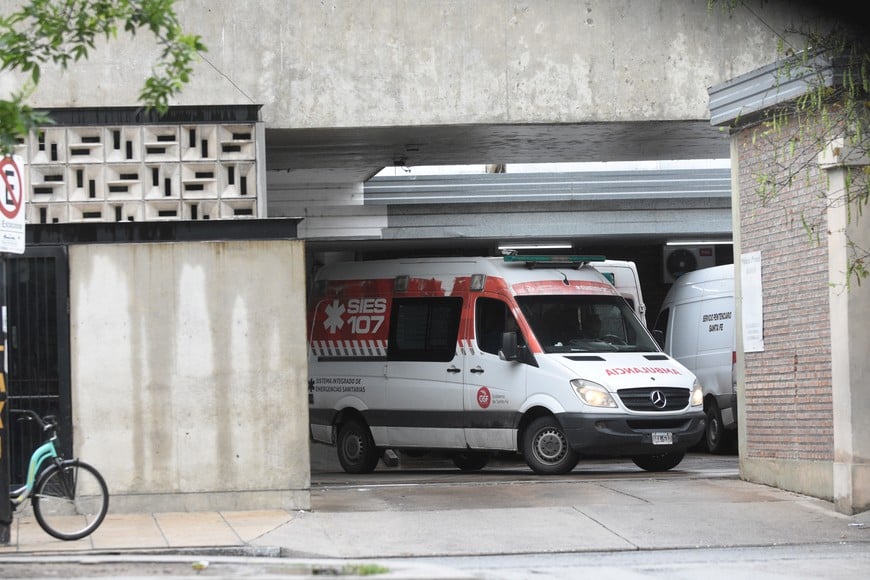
649,389,667,409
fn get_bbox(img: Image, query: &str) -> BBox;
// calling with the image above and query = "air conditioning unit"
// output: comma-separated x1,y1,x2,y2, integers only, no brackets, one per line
662,245,716,283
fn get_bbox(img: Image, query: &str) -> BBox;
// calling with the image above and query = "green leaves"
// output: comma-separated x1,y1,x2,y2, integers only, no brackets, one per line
0,0,206,155
0,87,52,157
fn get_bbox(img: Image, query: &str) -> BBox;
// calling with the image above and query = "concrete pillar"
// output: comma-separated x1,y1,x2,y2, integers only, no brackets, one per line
820,139,870,514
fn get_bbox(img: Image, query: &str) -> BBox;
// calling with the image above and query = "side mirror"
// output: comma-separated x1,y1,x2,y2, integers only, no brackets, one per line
652,329,665,349
499,331,538,367
499,331,518,361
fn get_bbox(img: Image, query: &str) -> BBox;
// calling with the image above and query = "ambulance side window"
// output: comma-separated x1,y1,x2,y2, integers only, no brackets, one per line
388,297,463,362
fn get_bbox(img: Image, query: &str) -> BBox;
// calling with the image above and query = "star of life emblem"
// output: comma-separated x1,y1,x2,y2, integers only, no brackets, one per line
323,300,346,334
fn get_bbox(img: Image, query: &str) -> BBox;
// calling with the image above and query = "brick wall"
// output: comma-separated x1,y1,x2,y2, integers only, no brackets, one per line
737,116,834,462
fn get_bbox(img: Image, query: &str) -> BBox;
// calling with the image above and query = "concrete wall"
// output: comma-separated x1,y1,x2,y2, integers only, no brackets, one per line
0,0,836,127
68,240,310,512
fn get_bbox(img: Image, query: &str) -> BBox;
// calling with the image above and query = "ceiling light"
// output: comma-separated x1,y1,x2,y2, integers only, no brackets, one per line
665,240,733,246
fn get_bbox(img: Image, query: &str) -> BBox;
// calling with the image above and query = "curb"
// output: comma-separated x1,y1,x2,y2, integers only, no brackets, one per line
0,552,473,579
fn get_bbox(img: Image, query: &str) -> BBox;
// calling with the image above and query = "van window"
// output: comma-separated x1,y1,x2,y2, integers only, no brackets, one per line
475,297,523,355
518,295,658,353
653,308,669,338
671,302,701,360
388,297,463,362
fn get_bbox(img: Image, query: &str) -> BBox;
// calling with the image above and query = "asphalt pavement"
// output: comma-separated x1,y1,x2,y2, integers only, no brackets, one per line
1,449,868,579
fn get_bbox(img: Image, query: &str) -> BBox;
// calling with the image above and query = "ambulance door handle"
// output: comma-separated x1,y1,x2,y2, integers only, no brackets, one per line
470,366,484,374
446,366,461,374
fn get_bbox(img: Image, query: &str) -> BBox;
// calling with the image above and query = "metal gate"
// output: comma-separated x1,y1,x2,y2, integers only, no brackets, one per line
4,246,71,487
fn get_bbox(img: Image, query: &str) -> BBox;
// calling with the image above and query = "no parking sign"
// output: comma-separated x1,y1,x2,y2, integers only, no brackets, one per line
0,156,25,255
0,155,23,542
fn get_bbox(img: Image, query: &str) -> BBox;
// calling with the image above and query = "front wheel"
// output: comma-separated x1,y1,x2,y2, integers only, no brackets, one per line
631,450,685,472
522,416,579,475
32,460,109,541
336,419,380,474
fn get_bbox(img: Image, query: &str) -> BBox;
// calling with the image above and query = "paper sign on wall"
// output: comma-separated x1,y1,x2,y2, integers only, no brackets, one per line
741,251,764,352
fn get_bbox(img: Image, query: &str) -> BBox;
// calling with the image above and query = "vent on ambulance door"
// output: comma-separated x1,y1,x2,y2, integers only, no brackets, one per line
662,245,716,283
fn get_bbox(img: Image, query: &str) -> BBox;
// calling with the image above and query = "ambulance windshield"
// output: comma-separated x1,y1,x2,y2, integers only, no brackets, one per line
517,295,658,353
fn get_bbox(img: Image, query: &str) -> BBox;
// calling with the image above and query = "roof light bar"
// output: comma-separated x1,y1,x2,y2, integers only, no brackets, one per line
498,243,572,250
503,254,606,268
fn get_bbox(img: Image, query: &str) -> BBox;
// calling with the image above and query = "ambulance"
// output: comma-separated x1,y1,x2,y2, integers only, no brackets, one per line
307,255,705,475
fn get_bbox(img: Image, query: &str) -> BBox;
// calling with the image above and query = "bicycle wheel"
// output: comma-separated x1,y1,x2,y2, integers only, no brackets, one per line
32,460,109,541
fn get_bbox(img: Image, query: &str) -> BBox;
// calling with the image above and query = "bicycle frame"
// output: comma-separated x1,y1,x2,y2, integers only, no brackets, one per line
9,436,59,508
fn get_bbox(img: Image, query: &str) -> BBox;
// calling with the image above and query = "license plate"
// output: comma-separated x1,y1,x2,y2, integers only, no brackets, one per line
652,432,673,445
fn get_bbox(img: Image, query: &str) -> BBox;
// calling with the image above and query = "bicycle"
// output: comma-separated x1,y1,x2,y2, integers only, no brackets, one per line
8,409,109,540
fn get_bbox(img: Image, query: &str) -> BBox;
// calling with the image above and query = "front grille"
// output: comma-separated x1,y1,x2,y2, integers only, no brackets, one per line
617,387,689,412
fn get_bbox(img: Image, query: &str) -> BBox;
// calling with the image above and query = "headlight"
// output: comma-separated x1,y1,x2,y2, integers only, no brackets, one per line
571,379,617,408
691,379,704,407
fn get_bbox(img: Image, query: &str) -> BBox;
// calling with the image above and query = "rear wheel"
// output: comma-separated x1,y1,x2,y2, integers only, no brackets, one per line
336,419,380,474
522,416,579,475
631,450,685,472
704,399,735,454
452,452,490,471
32,460,109,541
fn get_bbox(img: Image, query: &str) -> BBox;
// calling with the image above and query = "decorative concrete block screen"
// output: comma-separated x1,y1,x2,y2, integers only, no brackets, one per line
15,113,260,224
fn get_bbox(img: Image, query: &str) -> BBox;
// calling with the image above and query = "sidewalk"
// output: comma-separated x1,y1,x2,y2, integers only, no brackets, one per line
0,509,294,555
3,477,868,557
1,462,869,578
0,508,473,579
254,476,869,559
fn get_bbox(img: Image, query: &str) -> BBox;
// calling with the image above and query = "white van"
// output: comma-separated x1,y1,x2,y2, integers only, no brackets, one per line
653,264,736,453
592,260,646,323
308,255,705,474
